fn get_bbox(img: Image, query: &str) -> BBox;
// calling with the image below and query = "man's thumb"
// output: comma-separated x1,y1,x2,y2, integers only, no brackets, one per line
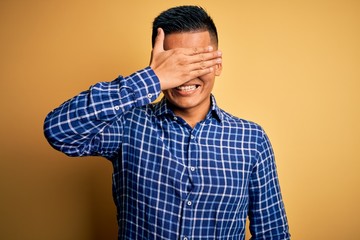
153,28,164,54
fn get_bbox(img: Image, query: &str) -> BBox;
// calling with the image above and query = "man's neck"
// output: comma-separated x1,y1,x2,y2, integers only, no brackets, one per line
172,104,210,128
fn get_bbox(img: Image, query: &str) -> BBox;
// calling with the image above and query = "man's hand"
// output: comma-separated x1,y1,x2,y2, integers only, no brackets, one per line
150,28,222,90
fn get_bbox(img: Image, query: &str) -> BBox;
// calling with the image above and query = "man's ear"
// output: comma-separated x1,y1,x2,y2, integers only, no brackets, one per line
215,63,222,76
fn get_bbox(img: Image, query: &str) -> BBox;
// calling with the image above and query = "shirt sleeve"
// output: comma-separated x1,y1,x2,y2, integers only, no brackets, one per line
43,67,160,158
248,128,291,239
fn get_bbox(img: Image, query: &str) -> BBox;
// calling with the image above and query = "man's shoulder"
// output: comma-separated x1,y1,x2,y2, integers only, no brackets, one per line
219,108,264,132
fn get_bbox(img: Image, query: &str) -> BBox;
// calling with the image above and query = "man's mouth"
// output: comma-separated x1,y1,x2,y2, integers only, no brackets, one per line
175,85,199,92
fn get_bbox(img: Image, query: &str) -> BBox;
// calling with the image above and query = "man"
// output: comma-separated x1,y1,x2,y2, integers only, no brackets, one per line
44,5,290,239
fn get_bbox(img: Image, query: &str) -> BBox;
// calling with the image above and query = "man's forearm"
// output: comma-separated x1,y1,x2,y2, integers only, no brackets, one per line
43,67,160,157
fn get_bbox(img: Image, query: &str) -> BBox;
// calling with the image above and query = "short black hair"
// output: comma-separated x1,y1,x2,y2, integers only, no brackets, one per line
152,5,218,47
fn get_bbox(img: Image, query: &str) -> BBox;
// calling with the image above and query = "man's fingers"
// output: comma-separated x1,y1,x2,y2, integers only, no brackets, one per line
193,46,213,55
181,50,222,67
195,50,222,62
183,46,214,56
190,67,214,78
187,53,222,71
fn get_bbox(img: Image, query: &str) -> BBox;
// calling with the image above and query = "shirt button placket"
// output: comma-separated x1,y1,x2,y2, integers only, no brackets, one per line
181,196,194,240
181,130,197,240
189,133,196,173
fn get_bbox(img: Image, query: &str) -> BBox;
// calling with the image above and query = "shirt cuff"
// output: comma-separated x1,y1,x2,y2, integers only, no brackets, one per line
125,67,161,106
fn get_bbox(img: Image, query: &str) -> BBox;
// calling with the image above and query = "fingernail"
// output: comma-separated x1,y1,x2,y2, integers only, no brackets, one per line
217,51,222,56
208,46,213,51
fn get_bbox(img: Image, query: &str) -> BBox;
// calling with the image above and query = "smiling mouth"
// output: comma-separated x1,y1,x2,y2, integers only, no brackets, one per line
175,85,199,92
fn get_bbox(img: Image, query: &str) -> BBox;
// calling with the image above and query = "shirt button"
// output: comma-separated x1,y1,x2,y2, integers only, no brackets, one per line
147,93,153,99
183,238,188,240
173,116,178,121
190,167,195,172
114,106,120,110
190,135,195,139
187,201,192,206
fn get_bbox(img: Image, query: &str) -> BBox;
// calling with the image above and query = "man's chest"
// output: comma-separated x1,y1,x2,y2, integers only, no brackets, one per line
120,118,257,200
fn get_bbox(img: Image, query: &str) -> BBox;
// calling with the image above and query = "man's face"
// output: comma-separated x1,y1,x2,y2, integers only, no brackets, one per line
162,31,222,116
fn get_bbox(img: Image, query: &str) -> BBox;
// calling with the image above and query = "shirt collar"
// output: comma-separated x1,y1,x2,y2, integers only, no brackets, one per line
153,94,223,123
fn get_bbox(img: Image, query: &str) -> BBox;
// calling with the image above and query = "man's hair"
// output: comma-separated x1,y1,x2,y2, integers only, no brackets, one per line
152,5,218,47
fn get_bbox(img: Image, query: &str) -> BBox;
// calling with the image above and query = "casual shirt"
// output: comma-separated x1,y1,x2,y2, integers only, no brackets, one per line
44,67,290,240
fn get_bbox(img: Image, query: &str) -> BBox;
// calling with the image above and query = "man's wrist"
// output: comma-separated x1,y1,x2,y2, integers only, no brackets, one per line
126,67,161,106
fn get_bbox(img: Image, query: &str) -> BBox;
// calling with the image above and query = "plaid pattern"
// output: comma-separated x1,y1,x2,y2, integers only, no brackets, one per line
44,67,290,239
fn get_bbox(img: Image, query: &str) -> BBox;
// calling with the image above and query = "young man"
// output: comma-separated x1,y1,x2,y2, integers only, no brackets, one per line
44,5,290,240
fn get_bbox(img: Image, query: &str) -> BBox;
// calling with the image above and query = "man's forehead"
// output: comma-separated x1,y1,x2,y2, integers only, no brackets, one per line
163,31,215,50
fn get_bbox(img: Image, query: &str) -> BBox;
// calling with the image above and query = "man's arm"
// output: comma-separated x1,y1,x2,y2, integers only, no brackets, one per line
43,68,160,157
44,28,222,157
248,128,291,239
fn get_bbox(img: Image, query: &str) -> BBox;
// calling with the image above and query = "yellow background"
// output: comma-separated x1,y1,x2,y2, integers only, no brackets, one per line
1,0,359,239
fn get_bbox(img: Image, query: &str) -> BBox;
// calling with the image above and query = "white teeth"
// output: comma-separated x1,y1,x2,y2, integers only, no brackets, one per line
176,85,197,91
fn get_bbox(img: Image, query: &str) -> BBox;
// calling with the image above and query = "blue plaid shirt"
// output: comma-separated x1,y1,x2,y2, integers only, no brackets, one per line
44,67,290,239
